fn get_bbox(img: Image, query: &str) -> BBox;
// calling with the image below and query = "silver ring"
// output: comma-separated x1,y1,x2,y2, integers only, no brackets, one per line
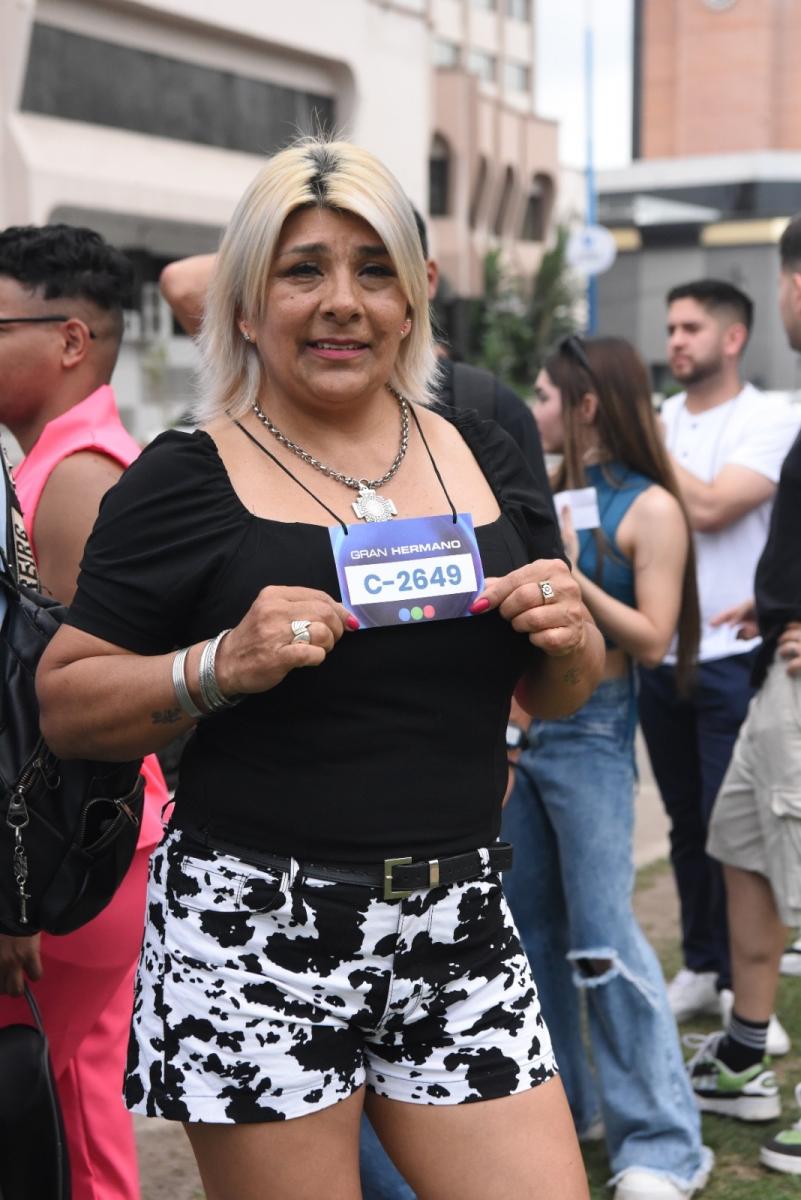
290,619,311,644
538,579,556,604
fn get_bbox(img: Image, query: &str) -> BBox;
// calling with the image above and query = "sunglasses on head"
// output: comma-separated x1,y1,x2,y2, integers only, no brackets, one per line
558,335,594,377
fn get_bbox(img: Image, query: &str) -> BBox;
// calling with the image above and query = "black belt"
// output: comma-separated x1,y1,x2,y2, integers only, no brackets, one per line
181,831,513,901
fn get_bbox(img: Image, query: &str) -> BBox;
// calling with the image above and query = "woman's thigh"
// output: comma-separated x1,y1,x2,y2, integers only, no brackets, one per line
365,1076,588,1200
185,1086,366,1200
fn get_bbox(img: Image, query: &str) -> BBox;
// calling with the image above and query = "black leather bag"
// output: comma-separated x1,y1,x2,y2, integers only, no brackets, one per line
0,449,144,937
0,984,71,1199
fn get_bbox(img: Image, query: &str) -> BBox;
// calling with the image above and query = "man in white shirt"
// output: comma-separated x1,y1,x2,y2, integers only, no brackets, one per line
639,279,801,1031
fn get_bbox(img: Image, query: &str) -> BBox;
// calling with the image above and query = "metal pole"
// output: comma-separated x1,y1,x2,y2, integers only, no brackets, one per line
585,1,597,334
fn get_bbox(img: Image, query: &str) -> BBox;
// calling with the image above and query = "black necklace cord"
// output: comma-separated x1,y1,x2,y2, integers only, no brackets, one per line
233,396,458,531
407,403,459,523
231,419,349,535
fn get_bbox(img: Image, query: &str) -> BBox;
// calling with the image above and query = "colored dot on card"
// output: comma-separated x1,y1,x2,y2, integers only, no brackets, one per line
423,605,436,618
398,608,411,622
411,606,424,620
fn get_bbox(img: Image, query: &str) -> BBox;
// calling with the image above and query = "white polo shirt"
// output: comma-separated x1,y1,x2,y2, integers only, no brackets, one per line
662,383,801,663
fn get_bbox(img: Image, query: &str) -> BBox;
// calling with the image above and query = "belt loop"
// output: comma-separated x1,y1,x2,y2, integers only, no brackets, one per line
284,855,300,891
478,847,490,876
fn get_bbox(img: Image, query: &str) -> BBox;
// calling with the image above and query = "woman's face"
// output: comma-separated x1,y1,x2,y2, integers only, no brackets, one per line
253,206,409,414
532,368,565,454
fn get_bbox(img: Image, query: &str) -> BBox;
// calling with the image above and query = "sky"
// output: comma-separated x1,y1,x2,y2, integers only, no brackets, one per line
535,0,634,171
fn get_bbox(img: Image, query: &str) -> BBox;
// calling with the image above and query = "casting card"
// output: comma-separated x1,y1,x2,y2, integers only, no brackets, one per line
330,513,484,629
553,486,601,531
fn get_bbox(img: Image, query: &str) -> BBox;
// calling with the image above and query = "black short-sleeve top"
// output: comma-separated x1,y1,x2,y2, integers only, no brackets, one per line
67,406,563,862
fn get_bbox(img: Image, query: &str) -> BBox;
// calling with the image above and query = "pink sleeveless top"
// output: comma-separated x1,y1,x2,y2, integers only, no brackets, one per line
14,385,166,851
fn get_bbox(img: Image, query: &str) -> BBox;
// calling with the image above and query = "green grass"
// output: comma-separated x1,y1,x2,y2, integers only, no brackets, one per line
582,860,801,1198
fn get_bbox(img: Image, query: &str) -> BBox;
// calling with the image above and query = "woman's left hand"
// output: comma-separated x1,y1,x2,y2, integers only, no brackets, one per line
471,558,586,657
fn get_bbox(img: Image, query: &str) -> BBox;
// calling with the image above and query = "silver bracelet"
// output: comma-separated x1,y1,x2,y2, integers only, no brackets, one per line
198,629,242,713
171,646,205,719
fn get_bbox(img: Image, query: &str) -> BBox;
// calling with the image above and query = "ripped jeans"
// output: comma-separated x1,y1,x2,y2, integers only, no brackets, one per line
501,677,709,1188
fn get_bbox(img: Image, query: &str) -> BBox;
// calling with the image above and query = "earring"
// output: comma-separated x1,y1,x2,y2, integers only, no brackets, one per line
400,319,412,336
241,329,252,343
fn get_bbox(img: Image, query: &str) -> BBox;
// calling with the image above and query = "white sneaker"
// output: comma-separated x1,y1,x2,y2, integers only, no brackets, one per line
718,988,791,1056
760,1083,801,1174
613,1168,694,1199
780,935,801,977
666,969,719,1022
578,1116,605,1142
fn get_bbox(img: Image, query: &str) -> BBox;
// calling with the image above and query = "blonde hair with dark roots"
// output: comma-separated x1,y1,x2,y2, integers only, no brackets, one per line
194,138,439,421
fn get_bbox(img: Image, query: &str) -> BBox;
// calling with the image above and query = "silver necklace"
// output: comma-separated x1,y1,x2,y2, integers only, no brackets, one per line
251,386,409,522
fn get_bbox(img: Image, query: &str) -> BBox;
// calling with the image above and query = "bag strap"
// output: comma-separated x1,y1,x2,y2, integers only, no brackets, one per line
23,983,47,1037
0,440,39,590
450,362,497,421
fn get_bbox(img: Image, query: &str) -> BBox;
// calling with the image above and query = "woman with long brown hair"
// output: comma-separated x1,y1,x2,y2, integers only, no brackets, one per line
502,336,711,1200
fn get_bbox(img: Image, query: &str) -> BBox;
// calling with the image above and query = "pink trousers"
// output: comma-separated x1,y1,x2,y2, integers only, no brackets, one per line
0,843,153,1200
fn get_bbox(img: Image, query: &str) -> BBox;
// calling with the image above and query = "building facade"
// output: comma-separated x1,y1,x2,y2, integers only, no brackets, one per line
1,0,559,436
427,0,558,298
597,0,801,394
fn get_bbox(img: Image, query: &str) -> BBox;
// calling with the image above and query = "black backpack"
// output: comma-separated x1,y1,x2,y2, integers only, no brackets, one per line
0,443,144,937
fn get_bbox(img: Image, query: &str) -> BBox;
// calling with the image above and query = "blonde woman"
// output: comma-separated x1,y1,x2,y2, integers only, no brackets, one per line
37,138,603,1200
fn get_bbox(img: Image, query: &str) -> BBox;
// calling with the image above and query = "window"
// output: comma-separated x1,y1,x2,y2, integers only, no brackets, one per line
21,23,335,155
520,174,554,242
429,135,452,217
433,39,460,68
505,0,531,18
467,50,497,82
493,166,516,236
503,62,530,93
469,156,489,229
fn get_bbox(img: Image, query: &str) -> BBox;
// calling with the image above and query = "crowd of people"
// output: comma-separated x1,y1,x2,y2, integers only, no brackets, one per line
0,134,800,1200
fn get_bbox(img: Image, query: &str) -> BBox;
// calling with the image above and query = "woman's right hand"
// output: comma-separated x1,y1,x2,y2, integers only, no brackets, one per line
215,586,358,697
0,933,43,996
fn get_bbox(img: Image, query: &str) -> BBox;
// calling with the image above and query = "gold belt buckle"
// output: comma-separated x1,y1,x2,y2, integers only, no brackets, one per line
383,856,412,900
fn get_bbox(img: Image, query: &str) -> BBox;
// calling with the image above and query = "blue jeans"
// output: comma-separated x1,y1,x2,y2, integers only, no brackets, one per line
638,653,757,987
360,1116,415,1199
501,677,709,1188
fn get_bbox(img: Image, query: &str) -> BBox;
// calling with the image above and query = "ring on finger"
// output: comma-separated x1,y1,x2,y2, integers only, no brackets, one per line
290,619,312,645
538,579,556,604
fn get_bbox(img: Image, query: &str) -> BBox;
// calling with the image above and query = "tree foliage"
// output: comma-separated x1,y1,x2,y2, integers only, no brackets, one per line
467,226,581,393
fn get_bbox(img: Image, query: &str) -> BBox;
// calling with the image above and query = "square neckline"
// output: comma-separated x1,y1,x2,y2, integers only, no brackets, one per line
191,425,506,535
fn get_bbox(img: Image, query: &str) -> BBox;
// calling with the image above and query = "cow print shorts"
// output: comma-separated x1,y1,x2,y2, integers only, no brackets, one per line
124,829,557,1123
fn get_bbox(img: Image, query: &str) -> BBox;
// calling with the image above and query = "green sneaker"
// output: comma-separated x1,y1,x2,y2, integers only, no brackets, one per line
685,1032,781,1121
760,1084,801,1175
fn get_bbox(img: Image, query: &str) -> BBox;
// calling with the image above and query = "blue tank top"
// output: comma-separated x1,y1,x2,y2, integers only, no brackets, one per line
577,462,653,611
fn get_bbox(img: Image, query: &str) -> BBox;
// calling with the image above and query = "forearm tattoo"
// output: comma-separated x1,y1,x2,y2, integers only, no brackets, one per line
150,707,184,725
561,666,582,686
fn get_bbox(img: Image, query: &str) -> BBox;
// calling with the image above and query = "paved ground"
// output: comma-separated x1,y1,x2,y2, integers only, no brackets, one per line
135,736,672,1198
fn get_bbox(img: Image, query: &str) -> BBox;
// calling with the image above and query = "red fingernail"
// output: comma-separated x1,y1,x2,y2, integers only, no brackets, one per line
469,597,490,614
346,615,360,631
